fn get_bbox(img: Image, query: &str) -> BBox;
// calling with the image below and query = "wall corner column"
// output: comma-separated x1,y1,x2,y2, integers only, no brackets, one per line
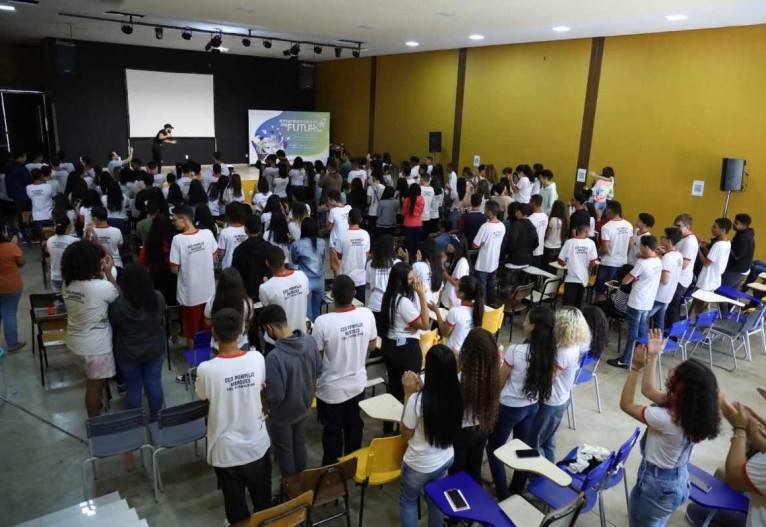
576,37,605,191
451,48,468,169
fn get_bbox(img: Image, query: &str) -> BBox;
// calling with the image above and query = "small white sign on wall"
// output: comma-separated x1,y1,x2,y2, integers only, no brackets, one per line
691,180,705,197
473,155,481,167
576,168,587,183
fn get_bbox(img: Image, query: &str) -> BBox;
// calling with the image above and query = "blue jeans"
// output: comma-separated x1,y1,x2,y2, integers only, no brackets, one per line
116,354,165,421
0,288,23,347
746,260,766,289
107,217,130,234
474,269,498,306
595,265,619,295
308,277,324,322
534,401,569,462
400,458,453,527
622,306,650,363
486,403,539,500
648,301,668,332
628,460,689,527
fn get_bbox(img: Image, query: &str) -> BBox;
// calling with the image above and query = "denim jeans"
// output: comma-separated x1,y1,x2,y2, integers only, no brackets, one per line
474,269,498,306
595,265,619,295
400,457,453,527
308,277,324,322
115,354,165,421
746,260,766,290
628,460,689,527
486,403,539,500
648,301,669,332
0,287,23,347
450,426,488,483
534,401,569,462
622,306,650,363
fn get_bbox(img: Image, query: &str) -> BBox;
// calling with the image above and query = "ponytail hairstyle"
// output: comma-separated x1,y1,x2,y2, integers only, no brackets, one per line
459,328,500,433
380,261,414,337
407,183,421,215
447,233,471,274
106,181,124,213
420,344,463,448
522,306,557,402
581,306,608,359
230,173,243,198
457,276,484,328
53,210,71,236
549,200,569,243
418,239,443,292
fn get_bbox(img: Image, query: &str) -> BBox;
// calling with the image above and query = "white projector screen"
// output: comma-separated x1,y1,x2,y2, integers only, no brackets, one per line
125,69,215,137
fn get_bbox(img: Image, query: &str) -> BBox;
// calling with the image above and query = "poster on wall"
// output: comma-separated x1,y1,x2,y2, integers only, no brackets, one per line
248,110,330,164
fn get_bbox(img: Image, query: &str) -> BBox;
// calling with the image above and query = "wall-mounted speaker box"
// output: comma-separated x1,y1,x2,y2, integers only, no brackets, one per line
428,131,442,153
54,41,76,74
298,63,315,90
720,158,745,191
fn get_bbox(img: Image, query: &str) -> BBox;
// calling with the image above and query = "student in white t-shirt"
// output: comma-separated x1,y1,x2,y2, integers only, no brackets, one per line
472,201,505,306
431,276,484,353
399,345,463,527
379,262,430,405
26,170,54,231
512,165,532,204
529,194,549,268
337,209,370,303
543,200,568,271
419,174,435,237
326,190,351,252
169,205,218,352
670,213,699,326
413,239,443,307
691,218,733,319
620,329,720,527
558,224,598,308
346,158,367,188
487,306,558,500
366,170,386,229
203,268,254,351
627,213,655,266
251,178,272,214
176,164,193,199
649,227,684,331
365,235,403,335
45,212,78,292
595,200,633,302
535,307,591,462
312,276,377,464
610,235,662,368
258,246,309,351
100,181,131,234
217,203,248,269
195,308,272,525
441,234,471,309
61,240,120,417
89,207,124,272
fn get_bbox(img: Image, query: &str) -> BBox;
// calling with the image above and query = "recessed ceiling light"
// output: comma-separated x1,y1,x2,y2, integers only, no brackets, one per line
469,34,484,41
405,41,419,47
666,14,688,21
552,26,571,32
0,5,17,11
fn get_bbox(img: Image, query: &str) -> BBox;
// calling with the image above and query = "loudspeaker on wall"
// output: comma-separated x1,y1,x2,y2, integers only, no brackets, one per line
720,158,745,191
54,41,76,74
429,131,442,153
298,63,315,90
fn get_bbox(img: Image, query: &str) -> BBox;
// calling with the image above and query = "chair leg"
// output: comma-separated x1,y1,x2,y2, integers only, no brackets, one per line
566,401,573,430
82,459,91,499
344,494,351,527
153,449,163,501
358,481,367,527
656,355,663,385
598,491,607,527
588,377,599,414
569,392,576,430
623,471,630,508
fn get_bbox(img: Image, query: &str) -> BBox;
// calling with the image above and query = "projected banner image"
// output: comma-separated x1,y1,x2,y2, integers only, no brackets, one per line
248,110,330,163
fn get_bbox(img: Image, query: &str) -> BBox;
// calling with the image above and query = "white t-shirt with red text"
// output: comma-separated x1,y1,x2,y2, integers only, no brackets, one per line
170,229,217,306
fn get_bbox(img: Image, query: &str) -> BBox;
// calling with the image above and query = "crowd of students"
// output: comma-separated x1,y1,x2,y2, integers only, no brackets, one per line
1,149,765,527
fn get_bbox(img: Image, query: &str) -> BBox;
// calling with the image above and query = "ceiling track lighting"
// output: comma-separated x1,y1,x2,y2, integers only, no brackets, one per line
58,11,364,57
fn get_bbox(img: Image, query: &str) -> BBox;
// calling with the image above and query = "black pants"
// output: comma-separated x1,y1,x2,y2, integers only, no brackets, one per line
375,226,395,240
666,283,686,327
382,337,422,433
317,392,365,465
450,426,488,483
562,283,585,308
214,452,272,524
541,247,560,271
355,285,366,304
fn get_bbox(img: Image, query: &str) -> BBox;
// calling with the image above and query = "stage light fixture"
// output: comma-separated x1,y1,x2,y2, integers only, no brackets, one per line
181,28,192,40
155,27,163,40
334,47,342,58
205,32,222,52
263,39,272,48
121,16,133,35
242,29,251,47
290,43,300,56
283,49,291,56
314,44,322,54
352,47,360,58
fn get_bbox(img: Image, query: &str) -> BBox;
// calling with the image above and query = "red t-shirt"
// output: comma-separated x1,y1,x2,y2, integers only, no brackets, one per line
402,197,425,227
0,242,23,294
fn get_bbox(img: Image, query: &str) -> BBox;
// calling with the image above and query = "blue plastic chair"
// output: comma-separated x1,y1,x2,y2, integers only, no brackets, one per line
557,428,641,518
566,349,602,430
681,310,719,369
528,452,616,527
707,304,766,371
184,330,213,399
634,319,690,383
688,463,749,527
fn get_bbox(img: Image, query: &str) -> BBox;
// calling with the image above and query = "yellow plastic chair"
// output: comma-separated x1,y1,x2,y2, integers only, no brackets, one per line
338,435,406,527
481,304,505,337
250,490,313,526
419,329,440,369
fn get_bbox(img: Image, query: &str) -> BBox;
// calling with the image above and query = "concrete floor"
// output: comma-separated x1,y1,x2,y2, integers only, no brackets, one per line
1,241,763,527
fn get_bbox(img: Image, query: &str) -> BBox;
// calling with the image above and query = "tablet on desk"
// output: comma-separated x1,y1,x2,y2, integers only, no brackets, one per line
515,448,540,459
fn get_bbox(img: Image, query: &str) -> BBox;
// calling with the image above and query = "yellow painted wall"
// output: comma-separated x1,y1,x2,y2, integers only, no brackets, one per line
374,50,459,166
591,26,766,239
314,57,371,156
460,39,592,202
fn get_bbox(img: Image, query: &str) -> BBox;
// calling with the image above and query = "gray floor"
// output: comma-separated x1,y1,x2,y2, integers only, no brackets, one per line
1,242,762,527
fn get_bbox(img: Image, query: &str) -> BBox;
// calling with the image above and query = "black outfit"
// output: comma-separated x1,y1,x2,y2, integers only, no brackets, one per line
3,160,31,240
724,227,755,288
381,337,422,433
214,453,272,524
152,129,167,164
505,219,539,266
231,236,273,300
450,427,489,483
569,209,590,233
460,211,487,248
562,283,585,308
108,293,167,362
134,186,167,218
316,392,365,465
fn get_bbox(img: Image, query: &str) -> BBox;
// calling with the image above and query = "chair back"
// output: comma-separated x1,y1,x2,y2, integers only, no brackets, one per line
513,283,534,305
482,305,505,334
541,492,586,527
419,329,440,366
580,452,616,493
667,318,691,339
38,316,68,345
30,293,61,310
193,330,213,350
281,458,357,507
85,408,147,458
574,349,600,383
365,435,406,479
613,428,641,470
156,400,209,447
250,490,313,527
694,310,719,329
540,277,561,299
742,304,766,334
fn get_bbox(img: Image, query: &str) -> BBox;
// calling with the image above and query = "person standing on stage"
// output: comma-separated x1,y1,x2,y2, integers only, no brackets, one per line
152,123,177,166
